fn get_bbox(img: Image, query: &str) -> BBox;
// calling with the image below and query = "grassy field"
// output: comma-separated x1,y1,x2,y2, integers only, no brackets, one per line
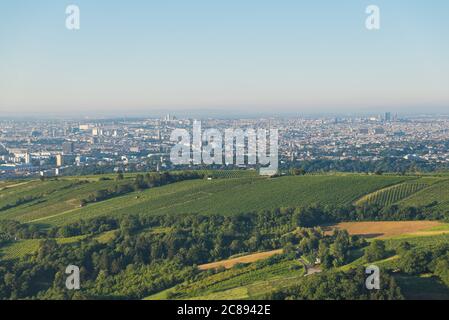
0,235,86,260
0,180,29,190
94,230,119,244
0,178,133,223
384,233,449,251
326,221,448,239
0,174,412,228
394,274,449,300
198,249,283,270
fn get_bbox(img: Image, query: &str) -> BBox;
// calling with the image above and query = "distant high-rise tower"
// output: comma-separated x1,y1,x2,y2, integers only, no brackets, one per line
56,154,64,167
63,141,74,154
393,113,398,122
385,112,392,122
25,153,31,164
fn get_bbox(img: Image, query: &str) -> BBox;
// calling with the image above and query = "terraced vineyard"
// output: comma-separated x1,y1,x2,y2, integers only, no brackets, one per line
357,182,429,206
0,178,134,223
0,239,40,260
1,174,446,230
0,174,409,228
355,177,449,207
399,179,449,211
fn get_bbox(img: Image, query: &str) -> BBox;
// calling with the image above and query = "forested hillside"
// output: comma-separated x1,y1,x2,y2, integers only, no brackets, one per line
1,171,449,300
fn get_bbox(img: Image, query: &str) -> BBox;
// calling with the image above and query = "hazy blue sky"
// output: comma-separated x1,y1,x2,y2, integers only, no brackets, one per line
1,0,448,116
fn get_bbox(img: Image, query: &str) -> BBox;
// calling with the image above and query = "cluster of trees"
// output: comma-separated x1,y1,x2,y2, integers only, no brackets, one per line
41,262,198,300
0,195,41,212
1,196,448,299
0,220,45,243
267,267,403,300
435,256,449,288
395,242,449,284
80,171,205,206
49,216,119,238
131,171,205,189
357,202,446,221
364,240,388,262
0,206,368,299
49,206,298,239
0,209,294,299
284,158,449,174
283,228,366,269
316,229,365,268
80,184,135,206
289,168,306,176
292,202,448,228
3,199,444,246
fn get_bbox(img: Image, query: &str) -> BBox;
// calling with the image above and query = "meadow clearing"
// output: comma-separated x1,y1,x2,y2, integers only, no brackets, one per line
326,221,449,239
198,249,284,270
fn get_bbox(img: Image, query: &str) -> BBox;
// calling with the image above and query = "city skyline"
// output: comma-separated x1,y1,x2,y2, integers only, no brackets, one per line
1,0,449,115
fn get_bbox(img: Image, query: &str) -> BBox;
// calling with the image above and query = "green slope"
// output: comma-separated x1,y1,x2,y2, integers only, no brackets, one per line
0,235,87,260
398,179,449,211
2,174,410,227
354,177,447,206
146,258,305,300
0,178,134,223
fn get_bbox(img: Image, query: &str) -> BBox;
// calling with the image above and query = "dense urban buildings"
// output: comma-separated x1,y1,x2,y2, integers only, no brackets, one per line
1,114,449,179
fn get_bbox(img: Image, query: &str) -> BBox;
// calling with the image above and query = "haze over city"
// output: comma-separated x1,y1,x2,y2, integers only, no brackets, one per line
1,0,449,116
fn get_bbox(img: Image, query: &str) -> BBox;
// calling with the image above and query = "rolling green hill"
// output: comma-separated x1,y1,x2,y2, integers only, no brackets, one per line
1,174,411,228
0,178,133,223
0,235,87,260
2,172,449,300
355,177,448,207
398,179,449,210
